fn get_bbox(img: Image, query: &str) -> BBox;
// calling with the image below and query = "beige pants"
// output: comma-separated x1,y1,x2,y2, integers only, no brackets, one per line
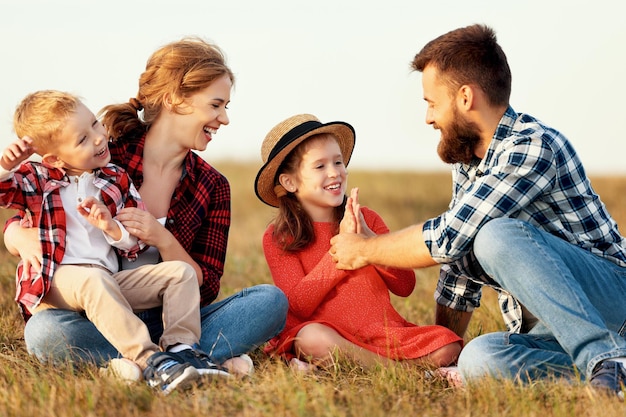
30,260,200,368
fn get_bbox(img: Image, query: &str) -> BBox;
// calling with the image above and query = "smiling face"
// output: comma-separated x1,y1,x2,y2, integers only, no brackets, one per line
279,135,348,222
422,65,481,164
43,101,110,176
169,74,232,152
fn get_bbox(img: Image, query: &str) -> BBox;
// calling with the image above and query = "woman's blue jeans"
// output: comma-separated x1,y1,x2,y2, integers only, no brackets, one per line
24,284,287,366
457,218,626,382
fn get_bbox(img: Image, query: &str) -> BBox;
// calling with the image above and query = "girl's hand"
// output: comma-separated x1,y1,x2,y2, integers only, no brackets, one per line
339,188,375,237
1,136,35,171
339,188,359,234
116,206,167,247
356,207,376,238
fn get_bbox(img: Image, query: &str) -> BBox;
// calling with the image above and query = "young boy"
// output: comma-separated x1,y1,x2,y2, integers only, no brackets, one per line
0,90,228,394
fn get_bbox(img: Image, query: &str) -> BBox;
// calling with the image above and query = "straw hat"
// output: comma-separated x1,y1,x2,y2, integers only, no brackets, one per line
255,114,356,207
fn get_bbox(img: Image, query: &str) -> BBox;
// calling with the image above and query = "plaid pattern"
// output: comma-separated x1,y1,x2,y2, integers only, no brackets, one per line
424,106,626,333
0,162,144,320
109,134,230,307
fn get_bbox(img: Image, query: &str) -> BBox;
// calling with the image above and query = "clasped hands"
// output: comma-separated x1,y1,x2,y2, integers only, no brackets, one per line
329,187,374,270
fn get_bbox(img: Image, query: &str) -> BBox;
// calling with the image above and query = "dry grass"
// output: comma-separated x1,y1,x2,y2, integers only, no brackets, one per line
0,161,624,416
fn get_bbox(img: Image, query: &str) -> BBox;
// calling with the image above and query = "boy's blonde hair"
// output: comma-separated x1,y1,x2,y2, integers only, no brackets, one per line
13,90,81,153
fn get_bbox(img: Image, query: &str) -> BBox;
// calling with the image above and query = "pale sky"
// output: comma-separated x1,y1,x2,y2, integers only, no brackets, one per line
1,0,624,174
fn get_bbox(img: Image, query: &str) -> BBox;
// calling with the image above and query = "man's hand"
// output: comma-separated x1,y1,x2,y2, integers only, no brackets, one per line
329,232,369,270
435,303,473,338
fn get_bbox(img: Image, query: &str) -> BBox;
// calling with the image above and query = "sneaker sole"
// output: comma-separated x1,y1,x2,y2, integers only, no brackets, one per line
162,366,201,395
197,368,231,378
196,368,232,388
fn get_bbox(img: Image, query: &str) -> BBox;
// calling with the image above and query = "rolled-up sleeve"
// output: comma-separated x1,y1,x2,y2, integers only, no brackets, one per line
423,133,557,263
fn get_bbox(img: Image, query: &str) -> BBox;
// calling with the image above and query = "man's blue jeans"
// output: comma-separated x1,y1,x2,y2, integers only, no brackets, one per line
458,218,626,382
24,284,287,366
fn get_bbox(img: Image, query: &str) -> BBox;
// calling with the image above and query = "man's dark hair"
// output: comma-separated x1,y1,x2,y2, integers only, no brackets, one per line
412,24,512,107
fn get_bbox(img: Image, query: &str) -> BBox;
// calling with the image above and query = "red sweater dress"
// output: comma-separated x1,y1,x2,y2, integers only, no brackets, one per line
263,207,462,360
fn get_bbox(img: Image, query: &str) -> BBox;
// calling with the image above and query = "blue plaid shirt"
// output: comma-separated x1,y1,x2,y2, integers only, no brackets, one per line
424,106,626,333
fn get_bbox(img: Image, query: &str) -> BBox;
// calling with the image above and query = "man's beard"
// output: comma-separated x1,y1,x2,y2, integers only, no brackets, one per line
436,107,481,165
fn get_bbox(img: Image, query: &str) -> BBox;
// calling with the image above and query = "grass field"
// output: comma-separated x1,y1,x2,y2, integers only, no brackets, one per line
0,162,624,416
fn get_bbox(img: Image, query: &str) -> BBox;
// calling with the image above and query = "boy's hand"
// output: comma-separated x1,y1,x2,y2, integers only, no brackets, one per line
1,136,35,171
77,197,121,239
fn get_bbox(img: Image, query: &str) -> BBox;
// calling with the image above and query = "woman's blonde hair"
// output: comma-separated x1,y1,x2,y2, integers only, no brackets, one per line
100,37,235,140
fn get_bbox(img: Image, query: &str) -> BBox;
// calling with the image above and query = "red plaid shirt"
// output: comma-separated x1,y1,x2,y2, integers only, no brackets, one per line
0,162,144,320
108,134,230,307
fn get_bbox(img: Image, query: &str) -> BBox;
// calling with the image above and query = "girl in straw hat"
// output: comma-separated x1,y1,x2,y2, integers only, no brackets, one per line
255,114,462,371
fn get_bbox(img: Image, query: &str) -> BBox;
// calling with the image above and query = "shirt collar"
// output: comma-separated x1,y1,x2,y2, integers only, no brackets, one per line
39,162,108,184
182,150,195,182
476,105,518,175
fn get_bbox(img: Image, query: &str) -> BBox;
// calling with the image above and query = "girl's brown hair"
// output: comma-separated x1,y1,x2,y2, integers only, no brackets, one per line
272,134,347,252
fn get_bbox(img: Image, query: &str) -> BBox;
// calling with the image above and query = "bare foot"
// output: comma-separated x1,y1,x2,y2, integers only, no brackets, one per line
223,354,254,377
289,358,318,373
434,366,463,388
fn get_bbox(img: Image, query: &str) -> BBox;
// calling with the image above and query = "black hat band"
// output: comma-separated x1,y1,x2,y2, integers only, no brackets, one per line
267,120,322,161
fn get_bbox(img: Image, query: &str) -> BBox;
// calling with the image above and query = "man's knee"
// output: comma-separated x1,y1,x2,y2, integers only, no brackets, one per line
474,218,527,265
458,332,509,380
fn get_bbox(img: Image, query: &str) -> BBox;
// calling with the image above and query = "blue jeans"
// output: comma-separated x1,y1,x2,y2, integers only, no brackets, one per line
24,284,288,366
457,218,626,382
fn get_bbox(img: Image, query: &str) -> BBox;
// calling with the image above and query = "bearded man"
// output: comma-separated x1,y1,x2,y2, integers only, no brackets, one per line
330,24,626,397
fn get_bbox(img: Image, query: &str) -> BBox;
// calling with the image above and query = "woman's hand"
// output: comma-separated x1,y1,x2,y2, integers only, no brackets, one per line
115,206,168,247
117,206,204,285
4,221,42,275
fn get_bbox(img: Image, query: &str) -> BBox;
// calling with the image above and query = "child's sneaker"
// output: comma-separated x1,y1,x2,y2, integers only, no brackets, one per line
143,351,200,395
173,347,231,379
100,358,143,383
